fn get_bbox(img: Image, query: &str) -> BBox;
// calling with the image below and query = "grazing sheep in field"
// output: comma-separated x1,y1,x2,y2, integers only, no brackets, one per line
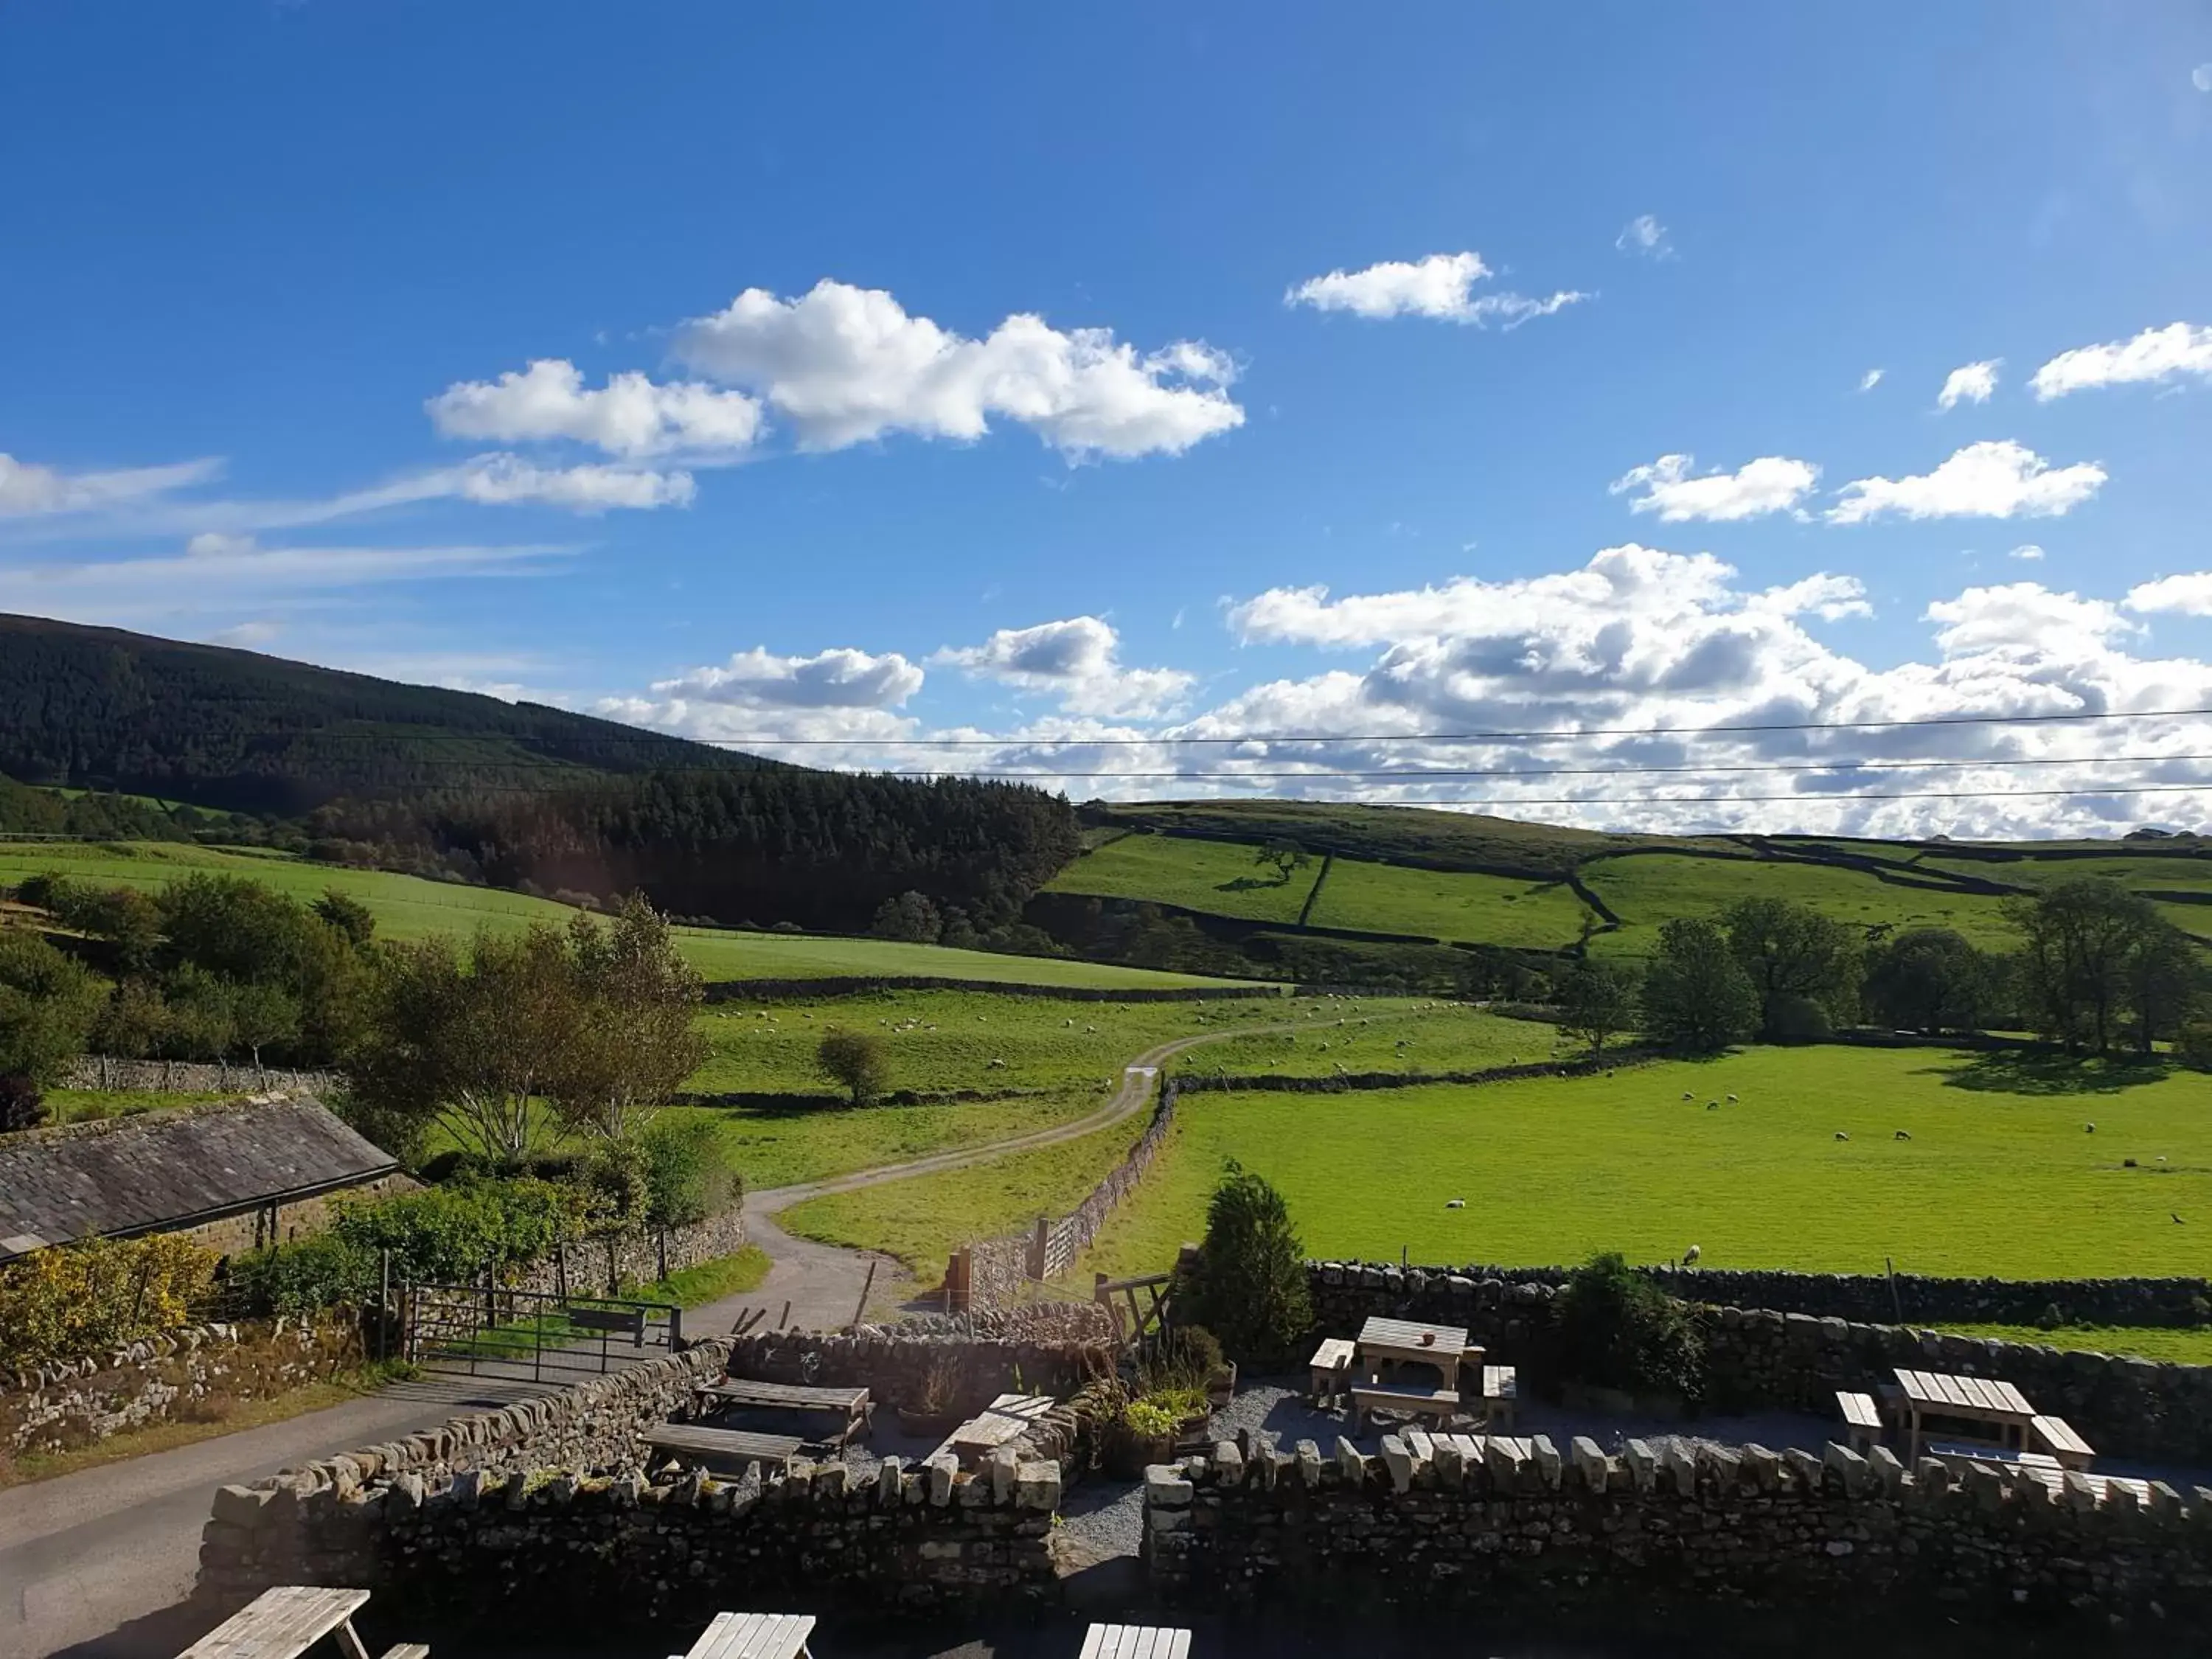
1726,1093,1739,1103
1683,1244,1701,1267
2085,1122,2096,1134
987,1058,1006,1069
1706,1101,1719,1110
2172,1212,2185,1224
1895,1130,1912,1141
1682,1091,1694,1101
1446,1198,1466,1209
1834,1131,1851,1141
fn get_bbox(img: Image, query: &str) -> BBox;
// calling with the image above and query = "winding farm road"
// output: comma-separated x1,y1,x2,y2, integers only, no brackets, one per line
0,1014,1301,1659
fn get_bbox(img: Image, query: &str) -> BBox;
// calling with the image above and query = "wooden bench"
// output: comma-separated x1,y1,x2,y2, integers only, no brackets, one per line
569,1306,648,1346
378,1647,428,1659
697,1380,872,1446
1079,1623,1192,1659
1836,1389,1882,1453
682,1612,817,1659
1349,1381,1460,1433
1478,1365,1517,1430
2029,1414,2095,1471
645,1424,804,1475
1308,1338,1354,1405
181,1586,375,1659
936,1393,1055,1467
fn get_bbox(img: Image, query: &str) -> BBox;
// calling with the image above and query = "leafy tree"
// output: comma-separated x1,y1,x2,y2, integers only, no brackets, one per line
0,928,107,1087
312,889,378,948
35,877,163,972
159,964,239,1062
2007,878,2191,1054
1180,1160,1312,1367
546,897,707,1139
93,977,172,1060
1557,959,1636,1054
870,891,943,944
640,1115,740,1228
2126,922,2202,1055
1722,897,1860,1040
1554,1251,1705,1402
1639,918,1758,1053
1862,927,1994,1034
816,1026,890,1107
0,1074,46,1133
577,1135,652,1235
1255,839,1311,884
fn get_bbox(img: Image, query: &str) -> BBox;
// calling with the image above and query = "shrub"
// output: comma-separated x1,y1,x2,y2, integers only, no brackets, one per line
1143,1324,1225,1394
1763,993,1834,1045
1123,1398,1179,1439
0,1234,218,1368
1180,1161,1312,1368
817,1027,890,1107
1554,1251,1705,1403
0,1074,46,1132
641,1116,740,1228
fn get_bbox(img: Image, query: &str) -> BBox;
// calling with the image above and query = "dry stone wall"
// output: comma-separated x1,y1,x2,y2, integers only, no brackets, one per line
60,1056,344,1095
722,1326,1113,1418
1145,1430,2212,1621
502,1206,748,1301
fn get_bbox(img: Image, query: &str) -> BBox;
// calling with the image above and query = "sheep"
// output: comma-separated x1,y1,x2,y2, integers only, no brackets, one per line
1683,1244,1701,1267
2175,1214,2188,1225
1681,1091,1694,1102
987,1058,1006,1070
1446,1198,1466,1210
1834,1131,1851,1141
2085,1123,2096,1133
1894,1130,1912,1141
1726,1093,1739,1103
1706,1101,1719,1110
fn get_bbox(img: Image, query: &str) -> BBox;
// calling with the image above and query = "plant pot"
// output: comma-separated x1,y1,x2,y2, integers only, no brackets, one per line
1205,1360,1238,1407
1105,1424,1173,1479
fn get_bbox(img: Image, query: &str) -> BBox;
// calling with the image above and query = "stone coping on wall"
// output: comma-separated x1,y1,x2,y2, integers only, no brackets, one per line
1145,1427,2212,1618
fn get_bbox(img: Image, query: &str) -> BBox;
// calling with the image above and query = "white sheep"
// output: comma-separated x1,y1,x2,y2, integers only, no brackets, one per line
1706,1101,1719,1111
1446,1198,1466,1210
1894,1130,1912,1141
2084,1122,2096,1134
1726,1093,1739,1103
1681,1091,1694,1101
1683,1244,1702,1267
1834,1130,1851,1141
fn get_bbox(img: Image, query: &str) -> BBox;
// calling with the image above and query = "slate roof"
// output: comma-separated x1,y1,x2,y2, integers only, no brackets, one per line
0,1094,398,1259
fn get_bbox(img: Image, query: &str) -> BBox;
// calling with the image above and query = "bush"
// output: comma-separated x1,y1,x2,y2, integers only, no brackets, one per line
0,1234,218,1367
1145,1323,1225,1394
1180,1161,1312,1368
1763,993,1834,1045
817,1027,890,1107
641,1116,740,1228
1554,1251,1705,1403
0,1074,46,1132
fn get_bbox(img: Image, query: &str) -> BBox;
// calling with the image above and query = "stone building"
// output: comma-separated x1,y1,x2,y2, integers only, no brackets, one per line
0,1093,404,1263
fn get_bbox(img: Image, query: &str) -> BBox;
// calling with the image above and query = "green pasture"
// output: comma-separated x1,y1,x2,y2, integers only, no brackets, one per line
1072,1044,2212,1281
0,839,1256,990
1044,832,1319,924
1169,1001,1565,1079
1932,1322,2212,1367
1581,853,2017,957
1306,860,1592,949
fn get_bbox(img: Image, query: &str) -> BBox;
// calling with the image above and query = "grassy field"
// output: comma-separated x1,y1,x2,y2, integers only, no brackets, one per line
1307,860,1593,948
1044,832,1320,924
1168,1001,1569,1078
1932,1322,2212,1366
0,839,1258,989
1582,853,2016,957
44,1088,235,1124
1071,1044,2212,1280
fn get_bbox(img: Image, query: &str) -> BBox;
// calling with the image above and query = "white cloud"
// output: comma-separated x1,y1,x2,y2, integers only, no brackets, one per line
2029,323,2212,400
1284,252,1586,328
207,620,282,649
648,645,925,710
1858,369,1885,392
1608,453,1821,523
936,616,1194,717
0,454,222,517
2193,63,2212,91
2010,543,2045,561
1936,359,2000,410
1827,440,2106,524
672,279,1242,459
2125,573,2212,616
431,454,695,511
1615,215,1672,258
427,359,764,458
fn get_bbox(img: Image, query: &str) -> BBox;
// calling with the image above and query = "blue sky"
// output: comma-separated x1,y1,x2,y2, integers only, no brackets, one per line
4,2,2212,836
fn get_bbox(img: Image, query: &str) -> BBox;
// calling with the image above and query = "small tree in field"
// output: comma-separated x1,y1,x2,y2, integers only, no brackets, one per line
817,1027,890,1107
1640,918,1758,1054
1557,959,1636,1054
1255,839,1311,884
1182,1160,1312,1367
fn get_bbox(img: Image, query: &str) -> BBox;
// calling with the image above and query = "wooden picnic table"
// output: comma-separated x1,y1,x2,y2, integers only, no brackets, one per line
1349,1316,1478,1431
938,1393,1057,1466
646,1423,804,1474
682,1612,817,1659
181,1587,373,1659
697,1380,872,1444
1079,1624,1192,1659
1893,1368,2036,1462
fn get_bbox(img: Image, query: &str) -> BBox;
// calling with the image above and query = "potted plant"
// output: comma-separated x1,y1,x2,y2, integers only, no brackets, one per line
1110,1398,1179,1476
894,1349,968,1439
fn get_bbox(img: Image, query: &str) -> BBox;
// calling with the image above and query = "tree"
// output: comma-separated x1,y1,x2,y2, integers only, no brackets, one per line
1554,1251,1705,1403
1640,918,1759,1054
547,897,709,1138
312,889,378,949
1557,959,1636,1054
0,928,108,1087
1255,839,1312,884
1181,1161,1312,1367
870,891,943,944
816,1026,890,1107
1722,897,1859,1040
641,1115,741,1228
2007,878,2185,1054
1862,927,1994,1034
36,877,163,972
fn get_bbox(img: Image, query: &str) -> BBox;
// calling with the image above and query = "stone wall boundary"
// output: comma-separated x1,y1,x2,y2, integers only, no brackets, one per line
60,1056,344,1095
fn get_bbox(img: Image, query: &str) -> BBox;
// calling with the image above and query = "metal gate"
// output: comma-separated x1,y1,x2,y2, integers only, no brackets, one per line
398,1273,684,1383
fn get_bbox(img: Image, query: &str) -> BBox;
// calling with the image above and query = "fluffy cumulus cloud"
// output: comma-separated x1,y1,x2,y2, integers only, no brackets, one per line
1936,359,2000,410
426,360,763,458
936,616,1194,718
2010,544,2046,561
1284,252,1586,328
1615,215,1672,258
598,644,924,745
1608,453,1820,522
672,280,1242,459
2125,573,2212,616
1827,440,2106,524
0,453,221,516
2030,323,2212,400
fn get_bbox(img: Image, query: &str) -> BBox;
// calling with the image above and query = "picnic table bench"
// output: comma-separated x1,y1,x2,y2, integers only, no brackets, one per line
936,1392,1055,1467
646,1423,804,1475
180,1587,381,1659
1308,1338,1354,1405
1835,1389,1883,1453
1893,1368,2035,1462
2029,1414,2096,1470
680,1612,817,1659
1349,1316,1478,1433
697,1380,872,1445
1479,1365,1518,1430
1079,1624,1192,1659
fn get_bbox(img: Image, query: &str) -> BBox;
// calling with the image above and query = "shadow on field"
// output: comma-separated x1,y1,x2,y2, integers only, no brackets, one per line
1925,1051,2173,1096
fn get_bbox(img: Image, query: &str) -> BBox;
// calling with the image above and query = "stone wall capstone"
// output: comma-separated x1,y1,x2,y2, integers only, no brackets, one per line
1146,1430,2212,1621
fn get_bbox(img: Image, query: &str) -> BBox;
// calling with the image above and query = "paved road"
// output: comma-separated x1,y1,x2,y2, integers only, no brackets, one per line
1,1017,1295,1659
